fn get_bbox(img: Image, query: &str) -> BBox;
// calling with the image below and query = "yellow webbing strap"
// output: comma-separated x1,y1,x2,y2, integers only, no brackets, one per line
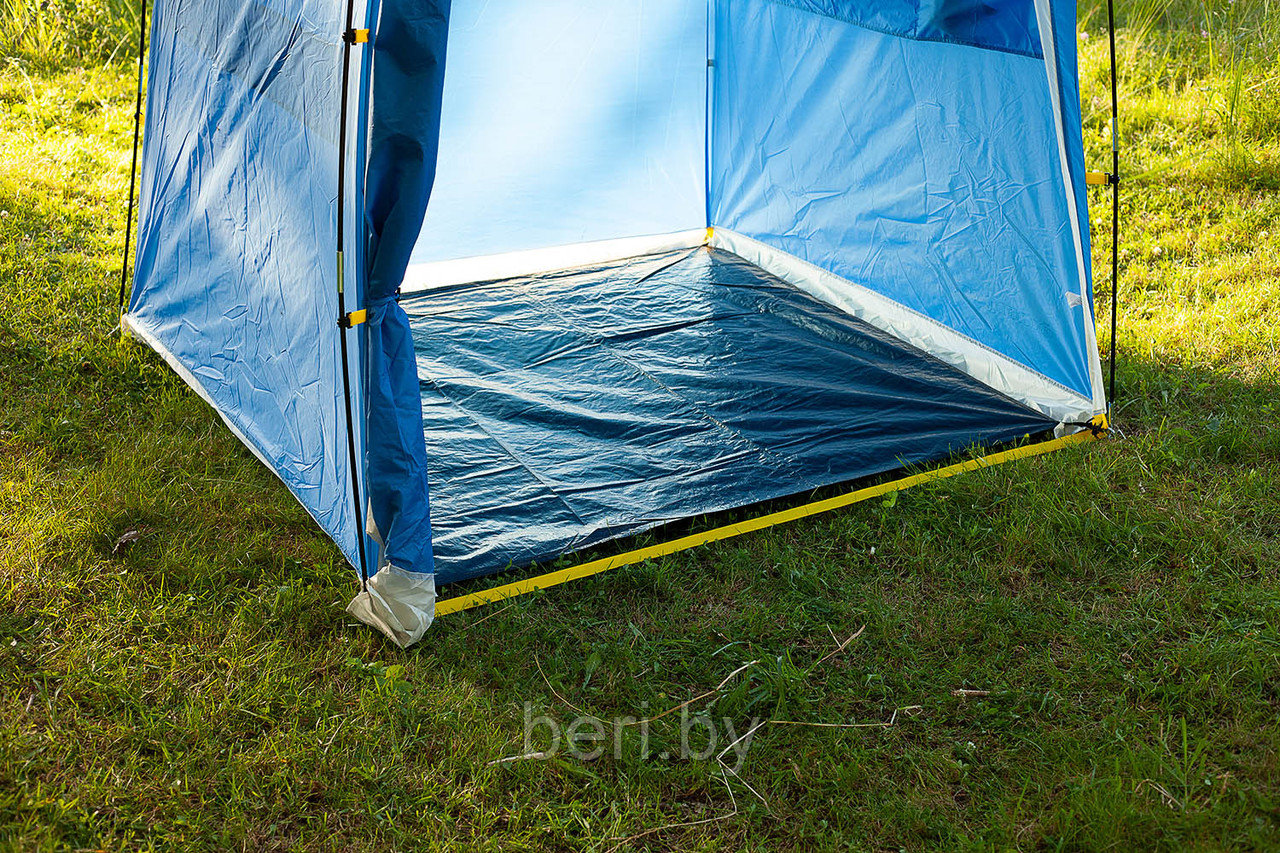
435,426,1102,616
1086,171,1109,186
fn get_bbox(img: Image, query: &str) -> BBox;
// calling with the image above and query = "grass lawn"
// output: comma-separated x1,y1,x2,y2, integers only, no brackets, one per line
2,1,1279,850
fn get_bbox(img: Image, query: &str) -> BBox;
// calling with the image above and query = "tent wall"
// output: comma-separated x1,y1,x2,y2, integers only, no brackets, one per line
127,0,366,567
1036,0,1104,412
709,0,1099,413
406,0,708,272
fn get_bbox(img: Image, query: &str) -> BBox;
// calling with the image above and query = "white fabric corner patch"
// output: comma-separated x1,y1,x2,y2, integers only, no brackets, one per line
347,565,437,648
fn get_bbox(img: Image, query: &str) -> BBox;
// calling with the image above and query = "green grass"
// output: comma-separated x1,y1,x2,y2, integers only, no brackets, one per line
2,2,1280,850
1,0,141,68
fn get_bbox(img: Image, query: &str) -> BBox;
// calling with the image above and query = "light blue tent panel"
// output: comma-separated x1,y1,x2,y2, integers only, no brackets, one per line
128,0,366,567
709,0,1094,399
410,0,708,265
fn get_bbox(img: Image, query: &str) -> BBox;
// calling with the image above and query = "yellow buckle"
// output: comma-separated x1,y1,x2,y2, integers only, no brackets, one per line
339,309,367,328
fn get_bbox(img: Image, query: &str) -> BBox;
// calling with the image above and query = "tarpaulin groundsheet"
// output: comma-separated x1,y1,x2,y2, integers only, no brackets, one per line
406,247,1059,583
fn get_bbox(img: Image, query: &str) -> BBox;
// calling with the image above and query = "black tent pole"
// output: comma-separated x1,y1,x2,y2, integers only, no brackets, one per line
337,0,371,591
1106,0,1120,417
117,0,148,315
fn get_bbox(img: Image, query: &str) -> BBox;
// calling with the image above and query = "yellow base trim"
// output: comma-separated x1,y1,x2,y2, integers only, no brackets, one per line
435,428,1102,617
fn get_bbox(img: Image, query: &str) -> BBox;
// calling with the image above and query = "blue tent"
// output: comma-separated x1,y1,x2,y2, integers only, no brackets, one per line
124,0,1107,645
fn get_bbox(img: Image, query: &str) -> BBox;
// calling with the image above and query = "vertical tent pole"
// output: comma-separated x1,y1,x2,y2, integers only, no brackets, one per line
117,0,148,315
337,0,371,590
1106,0,1121,415
703,0,714,233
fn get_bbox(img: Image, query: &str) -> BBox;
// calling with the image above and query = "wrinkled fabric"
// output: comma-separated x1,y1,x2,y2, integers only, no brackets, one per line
410,0,1096,400
129,0,361,565
1039,0,1095,308
406,248,1058,583
711,0,1095,400
347,564,437,646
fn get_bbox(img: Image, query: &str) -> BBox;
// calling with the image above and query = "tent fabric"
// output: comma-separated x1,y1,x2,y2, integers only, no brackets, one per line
710,0,1096,402
361,0,450,578
406,247,1058,584
346,563,437,647
1035,0,1106,412
772,0,1043,57
406,0,708,267
127,0,364,567
707,227,1096,424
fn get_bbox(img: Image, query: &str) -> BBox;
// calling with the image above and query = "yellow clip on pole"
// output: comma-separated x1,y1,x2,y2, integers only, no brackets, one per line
339,308,367,328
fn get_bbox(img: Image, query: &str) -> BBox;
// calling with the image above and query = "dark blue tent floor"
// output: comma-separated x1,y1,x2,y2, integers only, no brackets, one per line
405,247,1057,584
